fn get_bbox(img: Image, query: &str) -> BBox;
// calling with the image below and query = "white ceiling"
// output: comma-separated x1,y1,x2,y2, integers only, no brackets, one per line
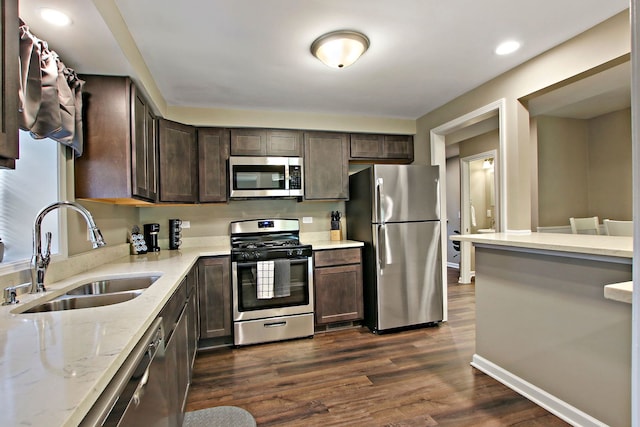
19,0,629,120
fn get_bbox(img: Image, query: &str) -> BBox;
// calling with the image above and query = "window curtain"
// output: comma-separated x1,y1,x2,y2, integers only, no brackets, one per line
18,19,84,156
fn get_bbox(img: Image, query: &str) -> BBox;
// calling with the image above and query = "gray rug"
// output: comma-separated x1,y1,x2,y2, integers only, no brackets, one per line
183,406,257,427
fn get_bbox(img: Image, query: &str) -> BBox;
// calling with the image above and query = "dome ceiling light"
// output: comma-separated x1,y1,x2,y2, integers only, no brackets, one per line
310,30,370,69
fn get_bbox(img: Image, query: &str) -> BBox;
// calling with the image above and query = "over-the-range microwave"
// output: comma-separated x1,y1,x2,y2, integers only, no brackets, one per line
229,156,304,198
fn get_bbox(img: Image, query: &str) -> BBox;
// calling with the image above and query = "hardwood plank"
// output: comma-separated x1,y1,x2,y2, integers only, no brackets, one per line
186,268,570,426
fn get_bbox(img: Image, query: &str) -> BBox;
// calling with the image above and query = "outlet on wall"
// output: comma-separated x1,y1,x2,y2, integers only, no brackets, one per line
302,217,313,224
181,220,191,229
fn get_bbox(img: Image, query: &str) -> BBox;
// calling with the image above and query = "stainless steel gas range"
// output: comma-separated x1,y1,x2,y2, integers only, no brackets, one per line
230,219,314,346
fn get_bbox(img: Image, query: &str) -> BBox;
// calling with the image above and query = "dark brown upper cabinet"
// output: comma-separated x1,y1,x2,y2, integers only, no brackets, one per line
231,128,303,157
76,75,157,203
158,119,198,203
349,133,414,163
304,132,349,200
132,88,158,201
0,0,19,169
198,127,229,203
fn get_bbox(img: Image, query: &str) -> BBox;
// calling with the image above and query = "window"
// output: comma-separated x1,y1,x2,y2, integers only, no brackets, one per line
0,131,62,265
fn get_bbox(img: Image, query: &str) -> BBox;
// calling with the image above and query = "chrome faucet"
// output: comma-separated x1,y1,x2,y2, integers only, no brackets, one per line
30,201,106,293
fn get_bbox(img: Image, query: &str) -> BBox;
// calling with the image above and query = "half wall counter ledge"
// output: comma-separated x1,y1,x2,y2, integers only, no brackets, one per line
451,231,632,427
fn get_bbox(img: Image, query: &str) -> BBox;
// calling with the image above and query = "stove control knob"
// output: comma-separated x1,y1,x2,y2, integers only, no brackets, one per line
241,252,249,261
296,248,303,256
287,249,294,257
253,251,260,259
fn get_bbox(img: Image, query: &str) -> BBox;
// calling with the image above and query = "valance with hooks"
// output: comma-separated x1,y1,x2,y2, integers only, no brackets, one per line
18,18,84,156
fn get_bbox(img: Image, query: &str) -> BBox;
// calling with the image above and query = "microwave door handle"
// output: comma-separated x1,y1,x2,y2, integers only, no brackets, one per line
285,164,290,191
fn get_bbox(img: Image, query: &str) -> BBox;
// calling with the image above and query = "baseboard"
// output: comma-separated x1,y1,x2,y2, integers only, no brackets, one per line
446,262,459,269
471,354,607,427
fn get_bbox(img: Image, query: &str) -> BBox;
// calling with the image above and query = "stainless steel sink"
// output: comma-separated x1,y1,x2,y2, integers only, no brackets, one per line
22,290,144,313
64,275,160,296
20,275,161,313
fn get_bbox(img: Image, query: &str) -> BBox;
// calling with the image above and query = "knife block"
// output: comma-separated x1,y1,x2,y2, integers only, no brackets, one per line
330,229,342,241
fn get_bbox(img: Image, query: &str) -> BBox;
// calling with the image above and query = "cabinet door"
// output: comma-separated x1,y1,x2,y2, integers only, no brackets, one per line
350,134,383,159
304,132,349,200
383,135,413,162
198,128,229,202
76,76,133,199
158,119,197,202
266,129,303,156
198,257,231,339
131,87,157,201
314,263,363,325
230,128,266,156
0,0,19,169
350,134,414,162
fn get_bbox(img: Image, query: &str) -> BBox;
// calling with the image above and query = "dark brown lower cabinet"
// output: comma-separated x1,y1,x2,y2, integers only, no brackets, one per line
198,256,231,339
313,248,364,325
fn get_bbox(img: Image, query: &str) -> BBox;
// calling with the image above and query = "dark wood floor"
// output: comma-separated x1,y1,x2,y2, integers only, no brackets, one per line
185,269,569,426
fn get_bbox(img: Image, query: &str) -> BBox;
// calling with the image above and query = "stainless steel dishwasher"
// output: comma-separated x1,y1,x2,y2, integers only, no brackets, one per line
80,317,169,426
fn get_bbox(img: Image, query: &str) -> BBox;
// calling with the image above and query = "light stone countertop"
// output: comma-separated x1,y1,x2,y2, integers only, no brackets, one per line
304,239,364,250
451,231,633,259
0,238,362,427
451,231,634,306
604,281,633,304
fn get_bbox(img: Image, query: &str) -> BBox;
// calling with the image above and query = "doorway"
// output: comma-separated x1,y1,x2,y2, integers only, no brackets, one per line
459,150,499,283
430,99,507,293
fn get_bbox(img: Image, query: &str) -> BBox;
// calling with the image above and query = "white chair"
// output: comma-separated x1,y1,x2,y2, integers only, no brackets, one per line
569,216,600,235
603,219,633,236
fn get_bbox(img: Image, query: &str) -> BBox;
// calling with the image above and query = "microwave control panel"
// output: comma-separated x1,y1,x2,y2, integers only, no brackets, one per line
289,165,302,190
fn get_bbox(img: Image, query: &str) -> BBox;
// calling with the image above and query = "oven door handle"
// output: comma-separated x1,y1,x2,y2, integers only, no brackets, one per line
234,258,309,268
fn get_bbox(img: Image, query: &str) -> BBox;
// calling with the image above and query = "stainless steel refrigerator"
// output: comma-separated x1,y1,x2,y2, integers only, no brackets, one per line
346,164,443,333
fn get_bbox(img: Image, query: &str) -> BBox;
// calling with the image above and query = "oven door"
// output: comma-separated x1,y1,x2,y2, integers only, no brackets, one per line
232,257,314,321
229,157,290,198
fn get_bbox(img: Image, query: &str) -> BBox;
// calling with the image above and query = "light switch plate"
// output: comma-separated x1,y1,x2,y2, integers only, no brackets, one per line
302,217,313,224
181,220,191,229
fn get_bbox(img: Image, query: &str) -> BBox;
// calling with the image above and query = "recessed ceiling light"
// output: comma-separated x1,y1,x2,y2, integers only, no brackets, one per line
40,8,72,26
495,40,520,56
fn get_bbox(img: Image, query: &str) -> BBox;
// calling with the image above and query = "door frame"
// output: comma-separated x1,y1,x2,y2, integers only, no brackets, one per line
459,149,499,283
429,98,507,296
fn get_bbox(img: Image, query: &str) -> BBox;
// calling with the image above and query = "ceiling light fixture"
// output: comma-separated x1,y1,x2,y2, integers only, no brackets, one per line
40,8,72,26
495,40,520,56
311,30,370,69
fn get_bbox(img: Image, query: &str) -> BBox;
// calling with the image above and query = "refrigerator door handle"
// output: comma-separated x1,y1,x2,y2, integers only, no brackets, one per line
376,178,385,224
378,224,386,269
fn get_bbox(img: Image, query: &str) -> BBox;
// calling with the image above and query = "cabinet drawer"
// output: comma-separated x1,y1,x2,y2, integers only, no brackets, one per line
314,248,361,267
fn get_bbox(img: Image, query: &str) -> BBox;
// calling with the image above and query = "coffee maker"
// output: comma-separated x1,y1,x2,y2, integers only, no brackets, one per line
143,223,160,252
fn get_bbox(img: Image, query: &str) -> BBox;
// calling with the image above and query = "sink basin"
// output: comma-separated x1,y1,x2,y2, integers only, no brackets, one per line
65,275,160,296
22,290,144,313
20,274,161,314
